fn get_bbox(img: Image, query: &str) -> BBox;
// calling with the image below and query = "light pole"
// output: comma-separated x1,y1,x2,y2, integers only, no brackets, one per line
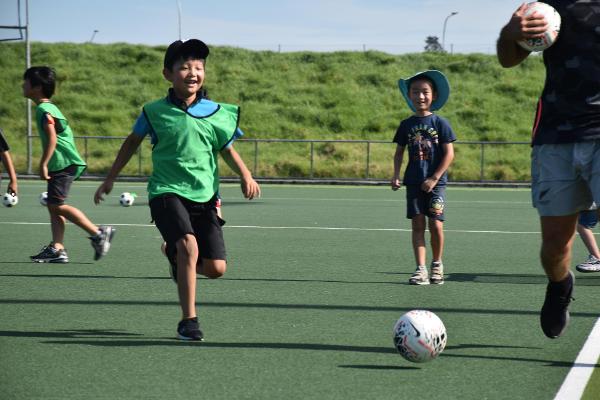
89,29,98,43
176,0,182,40
442,12,458,52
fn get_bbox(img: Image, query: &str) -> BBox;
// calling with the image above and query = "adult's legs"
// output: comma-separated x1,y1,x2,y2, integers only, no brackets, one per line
540,215,578,282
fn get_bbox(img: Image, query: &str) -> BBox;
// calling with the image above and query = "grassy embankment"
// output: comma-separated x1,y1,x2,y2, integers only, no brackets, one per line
0,42,545,181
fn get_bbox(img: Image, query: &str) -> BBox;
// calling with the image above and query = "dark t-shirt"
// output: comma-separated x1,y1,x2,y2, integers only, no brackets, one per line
0,128,9,152
532,0,600,145
392,114,456,185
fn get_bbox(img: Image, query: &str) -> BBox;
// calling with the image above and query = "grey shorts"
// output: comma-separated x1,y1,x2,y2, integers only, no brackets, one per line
47,165,77,205
531,142,600,216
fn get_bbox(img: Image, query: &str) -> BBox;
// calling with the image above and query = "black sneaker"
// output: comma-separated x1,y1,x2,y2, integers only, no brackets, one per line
177,317,203,341
30,245,69,263
161,242,177,283
90,226,115,260
540,271,574,339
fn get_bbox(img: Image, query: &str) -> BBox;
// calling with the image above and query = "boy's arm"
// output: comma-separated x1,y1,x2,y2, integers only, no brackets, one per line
220,145,261,200
421,142,454,193
94,133,144,204
391,144,405,191
0,151,18,195
497,3,546,68
40,119,58,180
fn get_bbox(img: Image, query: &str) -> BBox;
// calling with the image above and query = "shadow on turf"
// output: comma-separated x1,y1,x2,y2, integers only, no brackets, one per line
0,273,162,280
0,262,94,266
0,329,143,339
3,330,596,368
378,271,600,286
338,364,418,370
1,299,599,318
5,270,600,286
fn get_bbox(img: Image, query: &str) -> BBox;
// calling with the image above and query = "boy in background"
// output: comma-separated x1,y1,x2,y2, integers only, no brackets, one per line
94,39,260,341
23,66,114,263
575,207,600,273
0,128,18,197
391,70,456,285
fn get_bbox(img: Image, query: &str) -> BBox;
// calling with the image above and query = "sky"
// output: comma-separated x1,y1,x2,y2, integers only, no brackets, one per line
0,0,528,54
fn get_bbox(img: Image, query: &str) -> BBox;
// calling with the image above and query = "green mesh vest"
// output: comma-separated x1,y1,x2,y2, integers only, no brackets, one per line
143,98,240,202
35,102,86,179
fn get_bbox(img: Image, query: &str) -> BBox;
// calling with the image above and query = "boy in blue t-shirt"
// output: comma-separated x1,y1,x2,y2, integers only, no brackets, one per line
391,70,456,285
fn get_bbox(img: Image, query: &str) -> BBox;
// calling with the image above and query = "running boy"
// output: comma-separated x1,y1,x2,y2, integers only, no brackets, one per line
23,66,114,263
93,39,260,341
391,70,456,285
0,128,18,196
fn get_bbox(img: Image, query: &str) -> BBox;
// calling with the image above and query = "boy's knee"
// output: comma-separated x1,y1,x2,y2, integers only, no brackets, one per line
198,259,226,279
176,235,198,255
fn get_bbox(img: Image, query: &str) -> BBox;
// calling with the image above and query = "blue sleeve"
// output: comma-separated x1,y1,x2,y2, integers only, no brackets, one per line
224,127,244,149
437,117,457,144
392,121,408,146
132,113,151,138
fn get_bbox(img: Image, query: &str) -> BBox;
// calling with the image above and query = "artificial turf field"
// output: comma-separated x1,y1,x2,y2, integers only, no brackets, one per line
1,181,599,400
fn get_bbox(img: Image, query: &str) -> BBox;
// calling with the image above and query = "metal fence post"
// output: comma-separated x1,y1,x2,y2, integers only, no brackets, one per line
310,141,314,178
480,143,485,182
366,141,371,179
138,144,142,176
84,137,88,164
253,140,258,177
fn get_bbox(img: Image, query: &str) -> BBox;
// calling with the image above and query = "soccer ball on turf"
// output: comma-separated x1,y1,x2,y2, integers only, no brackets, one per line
2,192,18,207
393,310,447,363
517,2,561,52
39,191,48,206
119,192,135,207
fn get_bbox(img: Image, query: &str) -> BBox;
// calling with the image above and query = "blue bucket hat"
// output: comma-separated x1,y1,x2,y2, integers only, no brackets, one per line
398,70,450,112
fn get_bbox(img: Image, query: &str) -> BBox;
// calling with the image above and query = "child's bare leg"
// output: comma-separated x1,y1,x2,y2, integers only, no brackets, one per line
411,215,427,266
49,204,99,236
197,259,226,279
176,234,198,319
49,210,66,249
429,218,445,262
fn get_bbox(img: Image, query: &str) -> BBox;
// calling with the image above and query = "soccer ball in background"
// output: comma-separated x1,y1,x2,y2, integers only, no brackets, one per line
39,192,48,206
2,192,18,207
119,192,135,207
518,2,561,52
393,310,447,363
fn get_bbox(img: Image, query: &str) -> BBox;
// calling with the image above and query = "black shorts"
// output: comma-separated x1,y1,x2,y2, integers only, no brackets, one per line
47,165,78,205
405,184,446,221
149,194,226,261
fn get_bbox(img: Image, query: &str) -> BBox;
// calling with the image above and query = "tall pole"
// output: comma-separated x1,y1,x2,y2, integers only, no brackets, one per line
176,0,182,40
442,11,458,52
89,29,98,43
26,0,32,174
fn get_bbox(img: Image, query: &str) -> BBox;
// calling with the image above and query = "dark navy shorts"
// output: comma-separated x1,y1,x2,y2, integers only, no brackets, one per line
579,209,598,229
405,184,446,221
47,165,78,205
149,193,226,261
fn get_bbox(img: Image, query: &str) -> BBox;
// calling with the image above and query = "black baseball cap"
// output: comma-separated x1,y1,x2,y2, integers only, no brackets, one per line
163,39,210,70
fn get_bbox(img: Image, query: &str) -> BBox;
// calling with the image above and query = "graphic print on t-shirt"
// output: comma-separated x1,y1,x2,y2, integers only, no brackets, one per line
408,124,439,161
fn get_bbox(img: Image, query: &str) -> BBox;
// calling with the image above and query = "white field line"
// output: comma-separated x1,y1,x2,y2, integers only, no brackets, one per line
554,317,600,400
0,221,539,234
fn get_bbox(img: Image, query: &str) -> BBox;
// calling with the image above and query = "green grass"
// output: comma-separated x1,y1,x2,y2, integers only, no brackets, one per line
0,182,599,399
0,43,543,180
